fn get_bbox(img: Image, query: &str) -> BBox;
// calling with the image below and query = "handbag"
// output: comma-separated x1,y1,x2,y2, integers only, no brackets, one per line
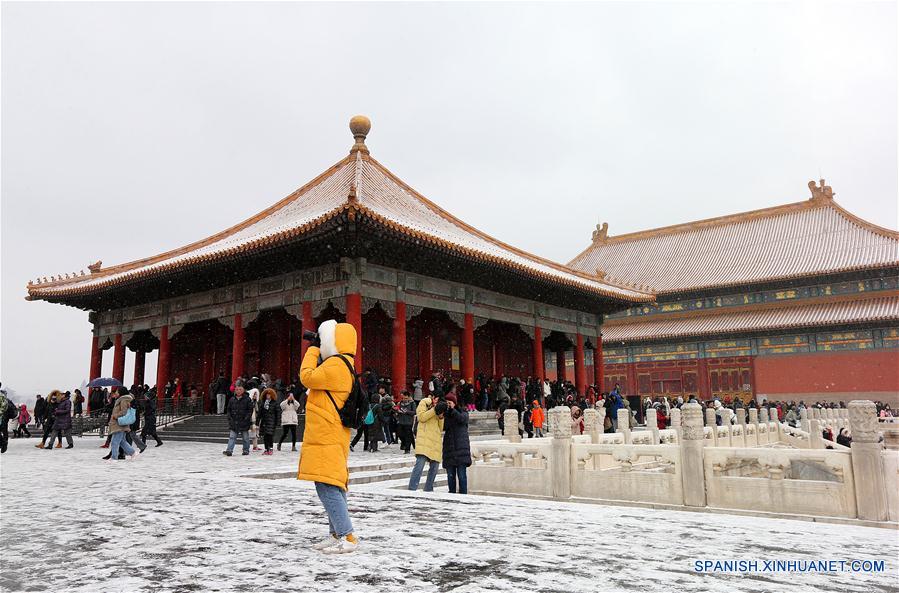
364,408,375,425
117,407,136,426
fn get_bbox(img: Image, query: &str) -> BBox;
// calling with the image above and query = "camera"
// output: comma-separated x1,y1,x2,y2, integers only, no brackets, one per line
302,330,319,342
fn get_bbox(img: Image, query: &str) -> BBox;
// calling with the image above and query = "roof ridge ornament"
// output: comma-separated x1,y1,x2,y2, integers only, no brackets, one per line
88,260,102,274
349,115,371,155
592,222,609,244
808,179,834,201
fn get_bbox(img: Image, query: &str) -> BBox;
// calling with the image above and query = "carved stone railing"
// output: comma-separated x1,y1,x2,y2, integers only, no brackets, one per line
466,401,897,522
703,447,856,518
571,442,683,505
469,440,554,498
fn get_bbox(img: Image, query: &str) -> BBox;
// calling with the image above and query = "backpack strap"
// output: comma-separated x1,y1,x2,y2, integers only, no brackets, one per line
324,353,358,415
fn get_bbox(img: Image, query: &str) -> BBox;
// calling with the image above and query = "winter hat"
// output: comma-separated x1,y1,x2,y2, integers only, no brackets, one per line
445,393,457,404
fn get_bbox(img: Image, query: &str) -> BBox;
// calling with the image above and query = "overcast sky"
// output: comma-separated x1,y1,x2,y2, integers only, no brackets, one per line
2,1,896,398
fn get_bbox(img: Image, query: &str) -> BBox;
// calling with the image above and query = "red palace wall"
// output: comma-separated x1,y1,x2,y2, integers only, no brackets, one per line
754,350,899,402
598,350,898,406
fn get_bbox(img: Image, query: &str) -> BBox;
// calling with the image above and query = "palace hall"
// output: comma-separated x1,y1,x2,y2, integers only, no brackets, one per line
26,117,651,401
26,118,899,406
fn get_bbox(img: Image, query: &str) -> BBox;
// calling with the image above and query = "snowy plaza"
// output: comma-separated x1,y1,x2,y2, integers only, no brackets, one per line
1,436,896,593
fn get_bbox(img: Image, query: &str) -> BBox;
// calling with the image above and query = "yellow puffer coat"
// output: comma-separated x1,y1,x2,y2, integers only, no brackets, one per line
414,398,444,462
297,321,356,491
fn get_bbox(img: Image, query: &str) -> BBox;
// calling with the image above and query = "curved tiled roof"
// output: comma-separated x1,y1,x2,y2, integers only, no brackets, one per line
568,191,899,294
602,295,899,343
27,151,652,303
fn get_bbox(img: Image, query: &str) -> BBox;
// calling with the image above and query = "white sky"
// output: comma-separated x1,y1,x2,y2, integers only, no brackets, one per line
2,1,897,398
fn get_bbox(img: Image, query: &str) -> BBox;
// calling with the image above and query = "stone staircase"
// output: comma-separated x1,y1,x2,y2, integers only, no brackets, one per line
159,415,234,444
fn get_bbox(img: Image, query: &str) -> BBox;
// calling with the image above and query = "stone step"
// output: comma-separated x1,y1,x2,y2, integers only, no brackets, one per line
162,434,231,444
350,466,445,485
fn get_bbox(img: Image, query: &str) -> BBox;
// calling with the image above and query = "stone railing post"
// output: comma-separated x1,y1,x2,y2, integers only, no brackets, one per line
670,407,682,441
617,408,631,444
705,408,718,445
504,408,521,443
800,407,810,434
645,408,660,445
849,400,888,521
809,418,823,449
749,407,759,430
597,407,607,438
584,408,599,444
736,408,746,426
549,406,572,499
680,402,707,507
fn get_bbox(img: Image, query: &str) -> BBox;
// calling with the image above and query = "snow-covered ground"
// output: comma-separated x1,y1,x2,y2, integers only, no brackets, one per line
1,436,896,593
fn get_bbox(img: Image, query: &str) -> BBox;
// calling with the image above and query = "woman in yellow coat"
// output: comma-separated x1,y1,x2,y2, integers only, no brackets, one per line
407,396,445,491
297,319,359,554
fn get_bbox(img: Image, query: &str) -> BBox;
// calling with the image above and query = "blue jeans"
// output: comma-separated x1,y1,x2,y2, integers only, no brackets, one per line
227,430,250,454
446,465,468,494
110,431,135,459
408,454,439,491
314,482,353,537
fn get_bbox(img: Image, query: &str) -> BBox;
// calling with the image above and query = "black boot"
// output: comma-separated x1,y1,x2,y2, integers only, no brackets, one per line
155,441,163,447
102,453,112,460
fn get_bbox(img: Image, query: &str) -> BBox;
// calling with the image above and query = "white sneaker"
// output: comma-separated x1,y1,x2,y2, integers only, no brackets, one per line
322,537,358,554
311,535,339,550
129,450,142,461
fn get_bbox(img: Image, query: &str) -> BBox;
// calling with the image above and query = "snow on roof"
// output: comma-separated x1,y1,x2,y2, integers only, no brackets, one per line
568,181,899,294
27,119,651,304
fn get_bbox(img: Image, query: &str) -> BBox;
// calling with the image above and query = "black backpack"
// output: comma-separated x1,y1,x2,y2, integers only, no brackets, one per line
324,354,369,429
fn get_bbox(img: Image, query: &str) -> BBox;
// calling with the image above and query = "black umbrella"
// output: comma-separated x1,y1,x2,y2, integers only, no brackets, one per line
88,377,123,388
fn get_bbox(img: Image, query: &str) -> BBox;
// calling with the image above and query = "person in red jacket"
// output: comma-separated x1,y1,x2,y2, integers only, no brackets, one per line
531,401,546,438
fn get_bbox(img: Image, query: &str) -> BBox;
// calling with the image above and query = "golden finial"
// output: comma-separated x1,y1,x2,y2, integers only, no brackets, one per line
349,115,371,154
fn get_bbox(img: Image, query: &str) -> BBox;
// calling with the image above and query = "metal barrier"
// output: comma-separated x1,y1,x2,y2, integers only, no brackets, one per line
73,397,205,436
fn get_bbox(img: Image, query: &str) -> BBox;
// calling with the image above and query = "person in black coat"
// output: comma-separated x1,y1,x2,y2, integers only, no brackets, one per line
33,395,46,430
441,394,472,494
224,383,254,456
37,392,59,448
125,391,147,453
256,388,280,454
140,393,163,447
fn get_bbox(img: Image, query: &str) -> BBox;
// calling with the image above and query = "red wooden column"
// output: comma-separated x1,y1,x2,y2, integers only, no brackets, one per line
462,313,475,383
231,313,245,382
89,335,102,381
556,349,567,382
532,326,544,382
156,326,170,399
301,302,314,362
392,302,407,392
593,332,604,390
133,350,146,386
112,334,125,383
574,333,586,395
346,293,363,372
